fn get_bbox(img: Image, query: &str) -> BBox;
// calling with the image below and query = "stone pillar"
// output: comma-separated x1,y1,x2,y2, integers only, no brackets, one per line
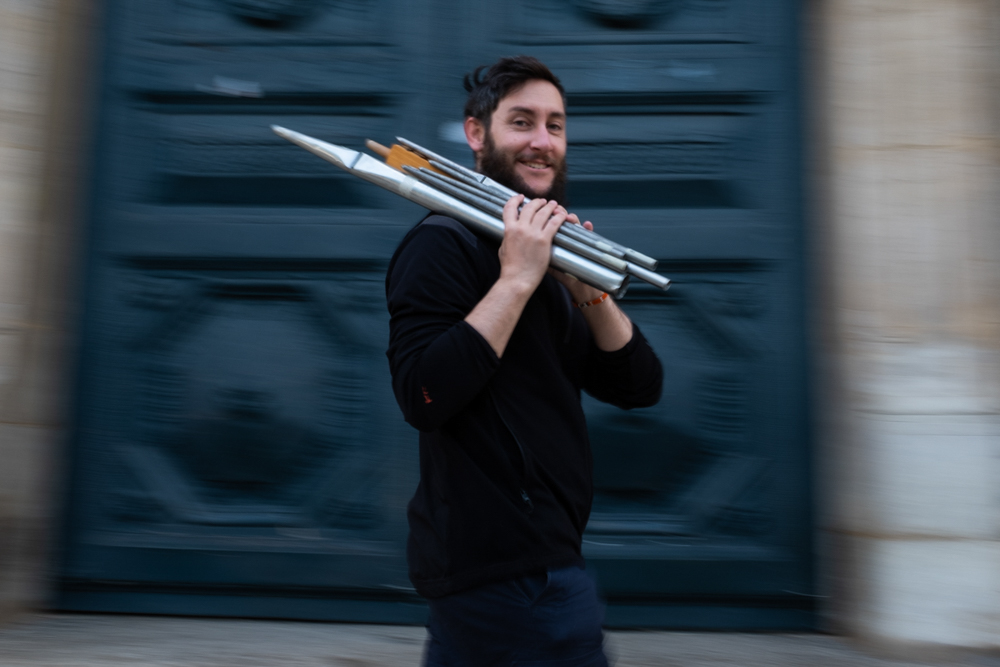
0,0,95,620
814,0,1000,651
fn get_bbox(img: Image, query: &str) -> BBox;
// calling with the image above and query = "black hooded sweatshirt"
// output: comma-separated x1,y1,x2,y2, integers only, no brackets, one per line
385,215,663,598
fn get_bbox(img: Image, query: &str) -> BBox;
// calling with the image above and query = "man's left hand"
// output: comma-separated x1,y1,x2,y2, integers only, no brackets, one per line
547,207,633,351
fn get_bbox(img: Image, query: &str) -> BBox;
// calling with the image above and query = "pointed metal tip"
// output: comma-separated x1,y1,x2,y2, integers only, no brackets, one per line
271,126,360,171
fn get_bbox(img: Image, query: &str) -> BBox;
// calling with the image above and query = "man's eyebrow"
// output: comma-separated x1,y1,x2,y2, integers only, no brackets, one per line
504,106,566,120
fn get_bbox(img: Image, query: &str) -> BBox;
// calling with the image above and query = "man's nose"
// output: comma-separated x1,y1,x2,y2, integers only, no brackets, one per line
528,126,553,151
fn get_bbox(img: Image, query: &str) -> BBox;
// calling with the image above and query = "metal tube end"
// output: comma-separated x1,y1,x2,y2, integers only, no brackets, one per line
626,262,671,290
611,276,630,299
623,250,658,271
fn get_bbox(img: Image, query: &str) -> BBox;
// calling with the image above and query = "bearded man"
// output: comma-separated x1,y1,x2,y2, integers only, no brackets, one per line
385,56,663,666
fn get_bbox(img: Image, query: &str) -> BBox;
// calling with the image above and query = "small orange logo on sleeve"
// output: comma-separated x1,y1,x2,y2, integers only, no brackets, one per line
421,387,433,404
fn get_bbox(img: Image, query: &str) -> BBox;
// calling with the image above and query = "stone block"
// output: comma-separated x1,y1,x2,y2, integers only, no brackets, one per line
827,0,997,149
831,146,1000,336
0,2,55,111
0,424,59,520
0,226,34,312
0,326,25,392
19,224,79,334
0,154,44,242
0,515,52,618
0,424,59,615
0,325,70,427
854,343,1000,416
854,537,1000,648
844,413,1000,539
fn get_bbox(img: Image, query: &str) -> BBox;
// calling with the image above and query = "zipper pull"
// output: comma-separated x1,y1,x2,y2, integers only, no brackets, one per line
520,488,534,514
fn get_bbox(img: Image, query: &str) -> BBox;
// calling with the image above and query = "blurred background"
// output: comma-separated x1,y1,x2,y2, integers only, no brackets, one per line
1,0,999,655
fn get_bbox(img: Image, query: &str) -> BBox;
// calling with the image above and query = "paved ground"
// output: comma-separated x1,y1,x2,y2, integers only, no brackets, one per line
0,614,997,666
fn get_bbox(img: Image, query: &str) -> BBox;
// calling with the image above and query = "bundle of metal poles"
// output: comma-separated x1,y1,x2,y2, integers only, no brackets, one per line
271,125,670,298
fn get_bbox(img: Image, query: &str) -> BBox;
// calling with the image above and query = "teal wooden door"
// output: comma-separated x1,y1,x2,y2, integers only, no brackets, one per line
60,0,812,628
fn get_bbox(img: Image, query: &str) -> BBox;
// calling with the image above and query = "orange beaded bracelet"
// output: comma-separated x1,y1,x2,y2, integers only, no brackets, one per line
574,292,609,308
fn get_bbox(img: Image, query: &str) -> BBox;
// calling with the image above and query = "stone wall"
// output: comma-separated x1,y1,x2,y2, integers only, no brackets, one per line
814,0,1000,651
0,0,95,620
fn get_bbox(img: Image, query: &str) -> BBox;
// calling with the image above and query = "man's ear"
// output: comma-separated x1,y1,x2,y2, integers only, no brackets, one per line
464,117,486,153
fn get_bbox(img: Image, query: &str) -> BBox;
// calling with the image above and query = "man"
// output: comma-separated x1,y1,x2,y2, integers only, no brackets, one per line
385,56,663,666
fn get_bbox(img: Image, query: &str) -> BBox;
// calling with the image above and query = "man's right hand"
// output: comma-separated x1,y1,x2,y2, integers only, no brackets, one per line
497,194,566,294
464,194,565,358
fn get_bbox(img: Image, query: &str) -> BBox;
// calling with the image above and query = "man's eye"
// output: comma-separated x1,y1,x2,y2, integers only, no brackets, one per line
548,124,563,132
513,119,530,128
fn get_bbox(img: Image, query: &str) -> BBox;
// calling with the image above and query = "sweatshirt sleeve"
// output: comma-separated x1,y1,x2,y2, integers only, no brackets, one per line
385,223,501,432
581,321,663,410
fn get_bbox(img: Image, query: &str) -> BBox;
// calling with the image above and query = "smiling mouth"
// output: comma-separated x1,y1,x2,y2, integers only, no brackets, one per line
519,160,551,171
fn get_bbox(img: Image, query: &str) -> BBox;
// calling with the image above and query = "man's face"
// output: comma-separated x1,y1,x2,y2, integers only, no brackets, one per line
466,79,568,201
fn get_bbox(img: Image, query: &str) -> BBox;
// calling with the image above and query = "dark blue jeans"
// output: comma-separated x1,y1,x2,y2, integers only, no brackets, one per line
423,565,609,667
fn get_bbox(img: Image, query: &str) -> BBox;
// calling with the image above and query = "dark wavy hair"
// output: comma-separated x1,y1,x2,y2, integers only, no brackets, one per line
463,56,566,127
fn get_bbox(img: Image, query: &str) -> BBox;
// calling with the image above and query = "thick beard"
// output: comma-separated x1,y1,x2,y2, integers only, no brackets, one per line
478,131,568,204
